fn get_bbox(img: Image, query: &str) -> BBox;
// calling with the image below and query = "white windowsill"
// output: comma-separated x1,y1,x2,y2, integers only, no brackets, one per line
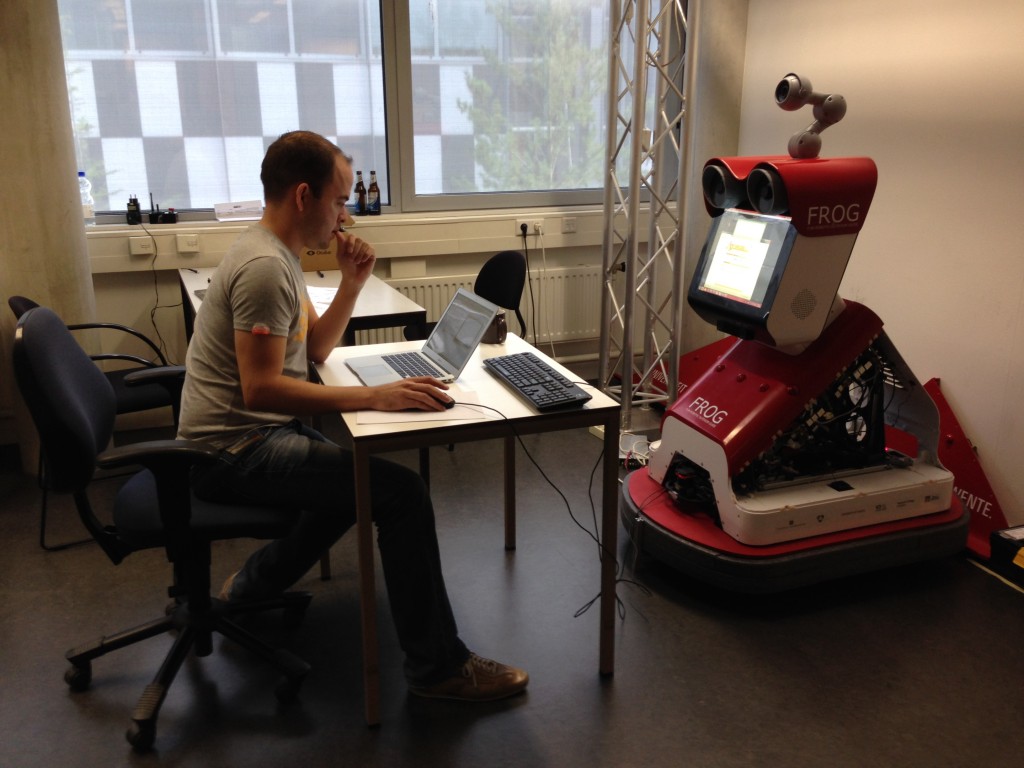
85,205,649,275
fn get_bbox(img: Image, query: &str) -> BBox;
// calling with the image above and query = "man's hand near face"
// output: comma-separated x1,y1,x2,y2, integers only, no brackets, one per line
335,229,376,292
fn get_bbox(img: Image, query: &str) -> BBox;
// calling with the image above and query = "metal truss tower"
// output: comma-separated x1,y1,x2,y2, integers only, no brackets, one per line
598,0,701,432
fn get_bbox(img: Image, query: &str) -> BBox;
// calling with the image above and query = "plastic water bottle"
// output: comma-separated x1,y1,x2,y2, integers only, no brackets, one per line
79,171,96,226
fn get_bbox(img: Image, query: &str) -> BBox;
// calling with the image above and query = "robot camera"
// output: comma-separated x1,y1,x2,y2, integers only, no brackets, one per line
775,72,847,159
775,73,814,111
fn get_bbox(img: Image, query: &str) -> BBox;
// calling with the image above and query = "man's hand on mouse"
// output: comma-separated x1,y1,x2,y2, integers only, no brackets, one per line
369,377,454,412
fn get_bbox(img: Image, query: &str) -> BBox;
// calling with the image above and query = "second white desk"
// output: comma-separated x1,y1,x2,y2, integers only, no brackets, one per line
179,267,426,345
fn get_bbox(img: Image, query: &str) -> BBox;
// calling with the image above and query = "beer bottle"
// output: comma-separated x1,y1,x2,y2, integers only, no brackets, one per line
355,170,367,215
367,170,381,215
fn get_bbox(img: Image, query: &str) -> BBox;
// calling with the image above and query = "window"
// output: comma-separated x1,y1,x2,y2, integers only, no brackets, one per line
59,0,612,217
394,0,610,211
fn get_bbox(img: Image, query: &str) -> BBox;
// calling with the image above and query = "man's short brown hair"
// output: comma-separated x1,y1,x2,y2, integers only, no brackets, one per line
261,131,350,202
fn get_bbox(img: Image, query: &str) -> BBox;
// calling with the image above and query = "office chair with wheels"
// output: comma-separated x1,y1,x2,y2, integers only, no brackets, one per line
12,306,311,753
404,250,528,340
7,296,185,551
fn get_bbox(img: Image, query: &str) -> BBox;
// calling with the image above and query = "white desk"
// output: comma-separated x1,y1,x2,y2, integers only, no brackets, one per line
316,333,621,725
178,267,426,345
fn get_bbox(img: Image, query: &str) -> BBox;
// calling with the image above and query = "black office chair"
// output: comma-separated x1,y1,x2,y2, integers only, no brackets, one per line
8,296,185,551
12,306,311,752
404,250,528,340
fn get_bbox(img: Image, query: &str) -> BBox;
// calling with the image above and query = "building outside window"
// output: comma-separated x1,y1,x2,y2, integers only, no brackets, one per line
58,0,616,216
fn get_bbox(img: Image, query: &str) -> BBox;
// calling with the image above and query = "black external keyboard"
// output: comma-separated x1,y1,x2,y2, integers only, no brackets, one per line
483,352,592,411
381,351,444,379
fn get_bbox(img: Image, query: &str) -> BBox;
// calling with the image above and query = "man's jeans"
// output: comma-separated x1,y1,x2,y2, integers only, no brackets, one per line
191,420,469,685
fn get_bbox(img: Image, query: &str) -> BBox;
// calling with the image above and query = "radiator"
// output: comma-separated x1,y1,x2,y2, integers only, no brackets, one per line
354,266,603,345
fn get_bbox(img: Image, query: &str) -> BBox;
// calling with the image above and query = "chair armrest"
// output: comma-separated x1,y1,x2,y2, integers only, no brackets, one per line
97,439,220,474
67,321,169,364
123,365,186,387
91,352,163,368
124,366,186,422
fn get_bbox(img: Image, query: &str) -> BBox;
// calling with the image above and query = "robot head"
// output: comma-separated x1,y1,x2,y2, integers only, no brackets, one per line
776,73,847,159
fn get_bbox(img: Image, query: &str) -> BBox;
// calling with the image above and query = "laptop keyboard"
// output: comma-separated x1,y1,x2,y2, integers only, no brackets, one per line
381,351,445,379
483,352,592,411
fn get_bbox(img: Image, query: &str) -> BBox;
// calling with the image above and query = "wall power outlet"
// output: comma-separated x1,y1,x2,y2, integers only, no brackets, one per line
514,219,544,236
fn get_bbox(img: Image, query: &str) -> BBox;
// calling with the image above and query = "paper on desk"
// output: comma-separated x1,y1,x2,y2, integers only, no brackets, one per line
307,286,338,314
355,386,498,424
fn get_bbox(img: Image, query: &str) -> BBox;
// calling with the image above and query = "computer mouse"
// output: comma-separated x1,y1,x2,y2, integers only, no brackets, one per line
435,394,455,409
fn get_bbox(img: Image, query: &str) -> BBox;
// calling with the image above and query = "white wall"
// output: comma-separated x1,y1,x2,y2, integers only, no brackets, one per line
740,0,1024,522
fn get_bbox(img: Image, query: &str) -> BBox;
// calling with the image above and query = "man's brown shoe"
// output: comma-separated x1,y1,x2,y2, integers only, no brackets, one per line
409,653,529,702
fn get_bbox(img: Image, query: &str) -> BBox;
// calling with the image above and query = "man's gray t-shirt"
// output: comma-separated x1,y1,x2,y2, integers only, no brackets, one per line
177,225,310,450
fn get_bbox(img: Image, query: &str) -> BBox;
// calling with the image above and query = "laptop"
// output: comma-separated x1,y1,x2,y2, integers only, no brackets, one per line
345,287,499,386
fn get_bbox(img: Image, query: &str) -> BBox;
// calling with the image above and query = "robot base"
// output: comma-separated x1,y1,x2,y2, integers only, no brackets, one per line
621,471,968,594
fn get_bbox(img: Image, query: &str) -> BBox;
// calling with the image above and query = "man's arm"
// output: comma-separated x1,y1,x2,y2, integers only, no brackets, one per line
235,330,453,414
306,230,376,363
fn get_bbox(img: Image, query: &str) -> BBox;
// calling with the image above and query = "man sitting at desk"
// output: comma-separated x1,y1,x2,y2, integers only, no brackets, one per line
177,130,528,702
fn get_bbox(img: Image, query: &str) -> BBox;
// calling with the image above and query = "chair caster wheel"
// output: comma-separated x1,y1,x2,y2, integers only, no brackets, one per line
65,661,92,691
126,720,156,752
275,675,304,704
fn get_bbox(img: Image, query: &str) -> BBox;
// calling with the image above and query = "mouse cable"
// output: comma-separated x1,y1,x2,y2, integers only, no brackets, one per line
579,434,651,620
453,401,650,620
530,377,651,593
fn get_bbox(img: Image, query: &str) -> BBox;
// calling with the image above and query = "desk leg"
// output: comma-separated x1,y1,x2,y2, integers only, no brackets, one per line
503,435,516,551
353,447,381,726
599,412,619,676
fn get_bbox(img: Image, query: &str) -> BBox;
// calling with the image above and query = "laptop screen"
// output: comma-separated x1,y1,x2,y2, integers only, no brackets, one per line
422,288,498,372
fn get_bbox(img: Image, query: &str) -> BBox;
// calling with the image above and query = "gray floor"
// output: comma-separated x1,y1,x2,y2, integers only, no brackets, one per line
2,420,1023,768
